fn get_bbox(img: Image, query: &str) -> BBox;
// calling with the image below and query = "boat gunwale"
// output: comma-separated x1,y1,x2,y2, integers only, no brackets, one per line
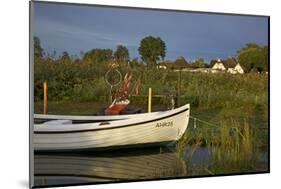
34,106,189,134
34,110,161,121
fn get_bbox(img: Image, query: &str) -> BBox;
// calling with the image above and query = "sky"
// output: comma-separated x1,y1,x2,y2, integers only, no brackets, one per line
33,2,268,62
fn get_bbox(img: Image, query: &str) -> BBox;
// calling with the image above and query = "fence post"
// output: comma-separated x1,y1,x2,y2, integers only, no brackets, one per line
148,88,152,113
43,80,47,114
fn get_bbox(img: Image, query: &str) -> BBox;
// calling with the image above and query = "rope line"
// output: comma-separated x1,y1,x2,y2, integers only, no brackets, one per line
190,116,219,128
189,115,268,132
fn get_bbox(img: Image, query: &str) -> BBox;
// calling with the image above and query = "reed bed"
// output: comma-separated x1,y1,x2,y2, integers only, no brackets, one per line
176,114,268,175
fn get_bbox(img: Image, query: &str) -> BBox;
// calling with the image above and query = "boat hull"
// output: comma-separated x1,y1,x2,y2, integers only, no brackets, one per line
33,104,190,151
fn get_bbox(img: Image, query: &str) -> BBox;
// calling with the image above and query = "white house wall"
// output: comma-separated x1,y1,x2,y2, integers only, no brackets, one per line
212,63,226,71
234,64,244,74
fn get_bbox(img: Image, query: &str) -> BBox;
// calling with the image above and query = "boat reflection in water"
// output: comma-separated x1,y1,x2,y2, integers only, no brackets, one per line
34,146,189,187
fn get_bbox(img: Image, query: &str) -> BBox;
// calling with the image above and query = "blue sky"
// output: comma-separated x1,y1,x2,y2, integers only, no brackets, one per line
33,2,268,62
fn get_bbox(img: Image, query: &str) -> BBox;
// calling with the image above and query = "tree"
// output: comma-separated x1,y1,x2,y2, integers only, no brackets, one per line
260,46,268,72
129,58,140,68
34,36,43,58
173,56,188,69
237,43,268,72
114,45,129,63
83,48,113,63
237,43,260,54
61,51,71,62
190,58,205,68
138,36,166,68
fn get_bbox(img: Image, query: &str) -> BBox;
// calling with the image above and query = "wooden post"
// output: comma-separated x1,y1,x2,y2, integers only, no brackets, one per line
43,80,47,114
148,87,152,113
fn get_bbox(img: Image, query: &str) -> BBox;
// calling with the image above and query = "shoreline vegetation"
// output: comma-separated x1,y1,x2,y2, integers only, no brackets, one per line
34,71,268,174
34,35,268,175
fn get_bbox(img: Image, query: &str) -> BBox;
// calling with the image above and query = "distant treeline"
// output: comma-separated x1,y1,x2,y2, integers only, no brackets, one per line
34,36,268,72
34,36,268,103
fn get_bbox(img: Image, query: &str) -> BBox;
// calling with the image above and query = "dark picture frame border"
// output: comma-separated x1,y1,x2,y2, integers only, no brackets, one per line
29,1,270,188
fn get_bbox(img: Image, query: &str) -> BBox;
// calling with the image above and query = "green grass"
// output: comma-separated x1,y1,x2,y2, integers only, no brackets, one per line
34,67,268,175
176,107,268,175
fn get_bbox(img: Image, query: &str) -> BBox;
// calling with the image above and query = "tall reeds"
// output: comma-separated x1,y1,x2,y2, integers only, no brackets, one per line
176,116,267,175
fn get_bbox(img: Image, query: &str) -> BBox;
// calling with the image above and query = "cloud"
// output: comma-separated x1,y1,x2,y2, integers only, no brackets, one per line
34,17,134,47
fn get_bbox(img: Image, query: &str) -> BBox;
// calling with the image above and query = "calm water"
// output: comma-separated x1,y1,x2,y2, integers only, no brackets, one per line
34,145,200,187
33,143,268,187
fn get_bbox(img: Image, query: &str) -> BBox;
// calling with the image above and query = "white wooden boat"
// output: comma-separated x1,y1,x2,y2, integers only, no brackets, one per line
33,104,190,151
